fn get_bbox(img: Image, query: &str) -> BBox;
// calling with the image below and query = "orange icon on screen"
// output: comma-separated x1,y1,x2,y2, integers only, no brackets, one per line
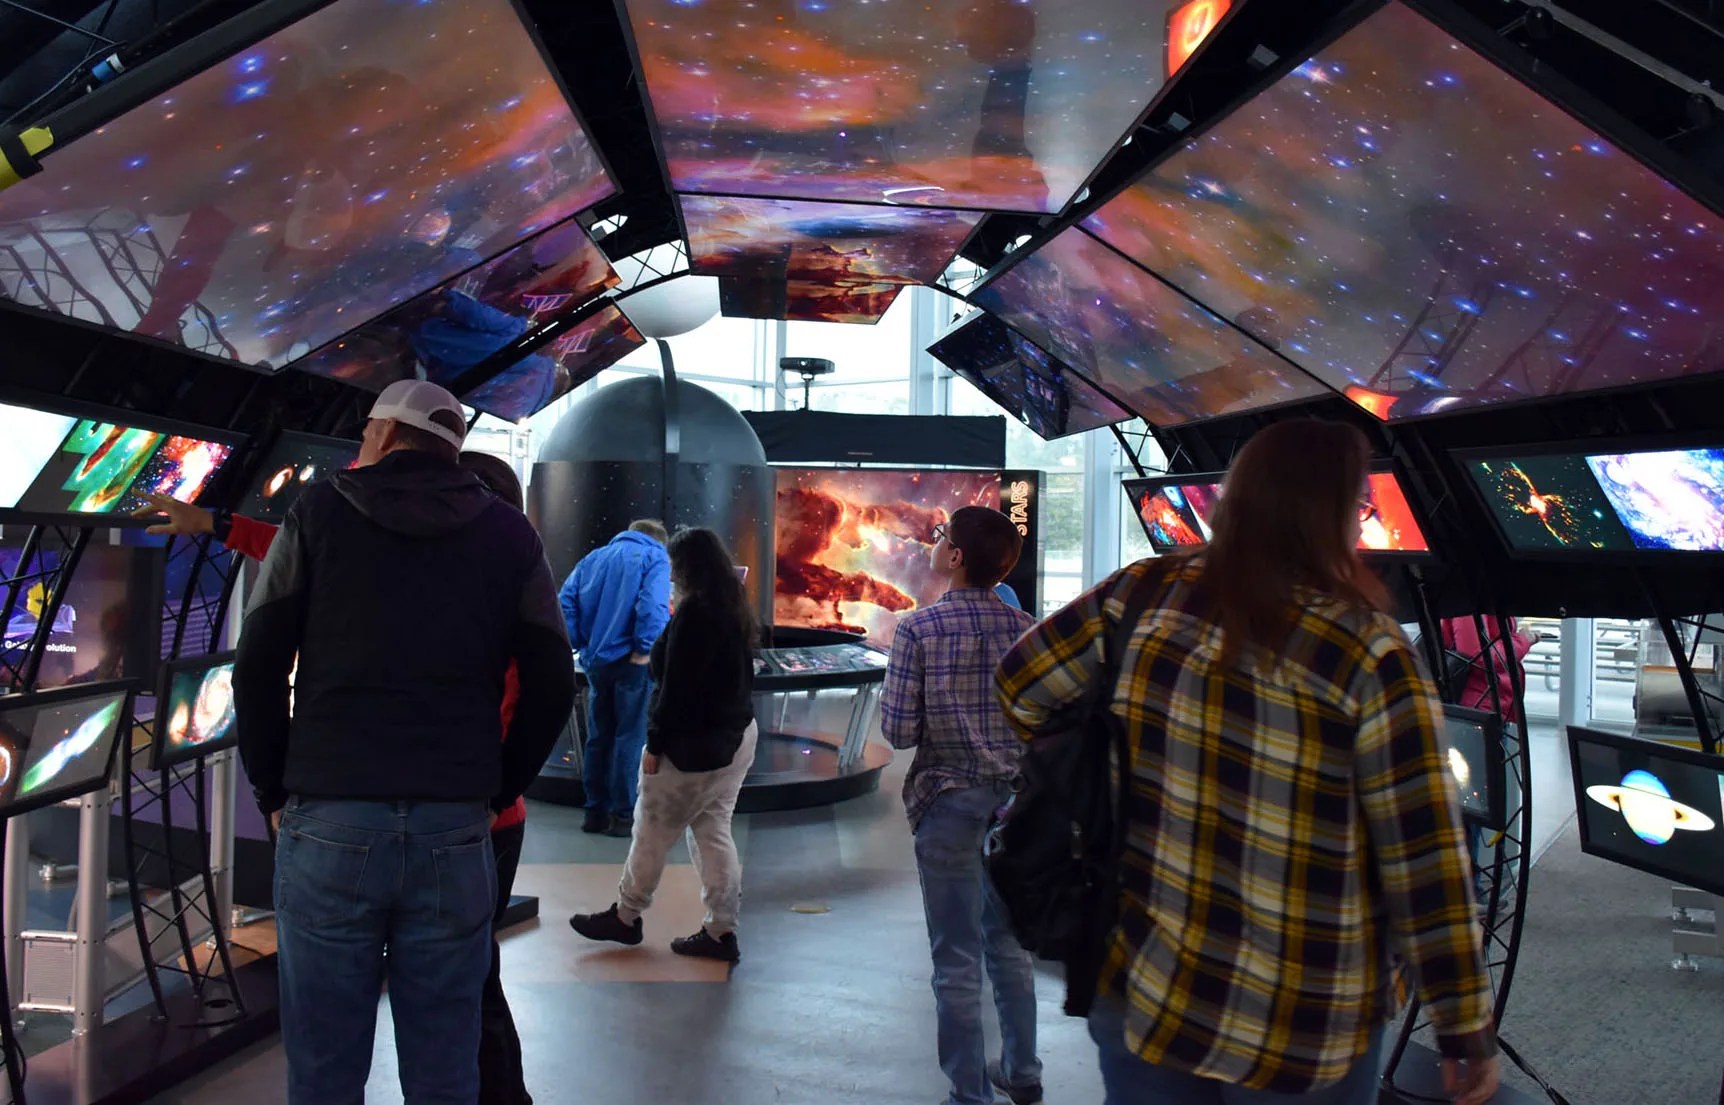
1344,385,1399,421
1167,0,1233,75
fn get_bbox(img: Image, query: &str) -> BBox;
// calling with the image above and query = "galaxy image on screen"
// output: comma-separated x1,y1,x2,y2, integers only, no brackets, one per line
1467,455,1635,551
1440,709,1494,822
465,304,646,422
971,227,1327,426
12,420,232,517
1359,470,1429,553
1127,480,1220,551
682,195,980,286
1080,1,1724,420
0,0,615,370
626,0,1187,213
774,468,1001,646
10,693,126,805
162,661,238,764
292,217,618,393
238,433,360,522
1574,735,1724,895
929,313,1131,440
1585,448,1724,552
721,278,902,325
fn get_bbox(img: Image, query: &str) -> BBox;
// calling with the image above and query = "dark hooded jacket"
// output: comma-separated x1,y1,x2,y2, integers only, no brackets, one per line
233,449,575,815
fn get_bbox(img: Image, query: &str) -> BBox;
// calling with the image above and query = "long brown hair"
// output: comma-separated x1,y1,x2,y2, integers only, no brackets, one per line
1198,419,1388,663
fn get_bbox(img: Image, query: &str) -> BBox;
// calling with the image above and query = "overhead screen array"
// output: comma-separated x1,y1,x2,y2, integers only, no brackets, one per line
1071,0,1724,424
927,312,1132,440
1458,443,1724,555
0,0,616,383
1124,465,1431,555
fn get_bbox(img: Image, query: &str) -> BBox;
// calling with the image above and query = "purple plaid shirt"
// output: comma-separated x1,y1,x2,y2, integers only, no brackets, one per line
881,587,1035,828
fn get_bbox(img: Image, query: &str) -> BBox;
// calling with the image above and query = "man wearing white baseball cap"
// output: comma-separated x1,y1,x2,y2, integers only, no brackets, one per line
235,378,576,1105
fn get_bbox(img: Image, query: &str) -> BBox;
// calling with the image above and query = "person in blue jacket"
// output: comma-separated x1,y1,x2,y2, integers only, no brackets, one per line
559,521,672,836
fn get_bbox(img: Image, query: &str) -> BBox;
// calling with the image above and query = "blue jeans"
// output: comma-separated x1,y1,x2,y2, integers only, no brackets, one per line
913,784,1042,1105
274,797,496,1105
584,660,652,816
1088,998,1384,1105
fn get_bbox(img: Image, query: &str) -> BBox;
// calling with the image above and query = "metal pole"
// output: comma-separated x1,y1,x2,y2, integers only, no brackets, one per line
1557,618,1595,730
3,813,27,1007
72,786,111,1033
208,749,237,942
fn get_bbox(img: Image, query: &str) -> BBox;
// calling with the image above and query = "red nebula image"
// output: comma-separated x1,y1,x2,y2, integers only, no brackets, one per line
1166,0,1232,75
1357,471,1429,552
774,468,1001,646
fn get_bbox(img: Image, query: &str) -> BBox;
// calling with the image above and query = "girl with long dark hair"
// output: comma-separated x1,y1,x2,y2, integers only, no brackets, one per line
570,527,758,963
998,420,1499,1105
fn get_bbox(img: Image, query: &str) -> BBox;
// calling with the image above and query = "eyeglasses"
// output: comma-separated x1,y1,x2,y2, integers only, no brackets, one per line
931,522,949,543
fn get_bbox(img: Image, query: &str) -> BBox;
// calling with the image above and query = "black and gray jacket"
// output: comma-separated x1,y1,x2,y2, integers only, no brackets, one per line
233,449,576,815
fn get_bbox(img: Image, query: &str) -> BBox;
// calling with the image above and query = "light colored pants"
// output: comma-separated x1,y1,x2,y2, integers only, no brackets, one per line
618,723,758,935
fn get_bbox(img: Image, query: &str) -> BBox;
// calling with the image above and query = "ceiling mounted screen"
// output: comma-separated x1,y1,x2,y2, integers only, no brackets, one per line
465,304,647,423
971,227,1327,426
2,413,235,518
1082,0,1724,420
681,195,980,285
928,312,1131,439
624,0,1204,213
292,217,618,393
0,0,615,371
719,277,902,325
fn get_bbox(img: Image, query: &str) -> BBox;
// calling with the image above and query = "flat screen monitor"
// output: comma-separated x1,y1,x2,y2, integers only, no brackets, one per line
1568,726,1724,896
720,278,902,325
970,227,1327,426
928,312,1132,441
154,651,238,769
1584,448,1724,552
0,0,615,369
774,466,1002,647
624,0,1223,213
0,682,132,818
290,218,618,392
1441,704,1506,829
681,195,981,286
1124,464,1430,556
1080,0,1724,421
2,408,235,521
1459,452,1637,554
236,431,360,523
464,303,646,423
2,541,162,691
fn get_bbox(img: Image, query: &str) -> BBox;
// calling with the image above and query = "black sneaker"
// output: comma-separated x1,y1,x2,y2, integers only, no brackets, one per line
987,1061,1043,1105
568,904,642,946
581,811,609,834
670,928,740,963
604,815,634,838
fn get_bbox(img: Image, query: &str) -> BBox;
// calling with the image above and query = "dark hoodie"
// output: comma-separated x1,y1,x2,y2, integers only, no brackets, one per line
234,449,575,815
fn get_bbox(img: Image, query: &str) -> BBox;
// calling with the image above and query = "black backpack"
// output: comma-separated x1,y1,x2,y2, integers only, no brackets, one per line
984,568,1164,1017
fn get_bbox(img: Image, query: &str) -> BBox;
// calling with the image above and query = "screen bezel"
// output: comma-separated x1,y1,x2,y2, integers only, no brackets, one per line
0,387,245,528
929,311,1136,441
152,649,240,770
1450,433,1724,564
1441,703,1507,830
0,679,135,818
1566,724,1724,897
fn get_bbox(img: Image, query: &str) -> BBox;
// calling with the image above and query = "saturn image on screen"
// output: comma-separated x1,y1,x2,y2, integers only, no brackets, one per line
1585,769,1717,845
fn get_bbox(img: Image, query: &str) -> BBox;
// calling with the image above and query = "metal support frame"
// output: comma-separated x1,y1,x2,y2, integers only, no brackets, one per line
1,525,91,694
1641,597,1722,755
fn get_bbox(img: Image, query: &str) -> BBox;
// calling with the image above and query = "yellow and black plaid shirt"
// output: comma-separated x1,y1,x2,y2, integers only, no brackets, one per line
995,557,1495,1092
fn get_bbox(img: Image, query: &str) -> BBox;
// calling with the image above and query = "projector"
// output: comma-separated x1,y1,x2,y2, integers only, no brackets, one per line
780,357,835,378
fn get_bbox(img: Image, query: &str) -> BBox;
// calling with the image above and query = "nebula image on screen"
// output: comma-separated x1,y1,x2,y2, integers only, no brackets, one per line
1440,708,1496,823
1080,1,1724,419
17,698,123,798
1585,448,1724,552
929,313,1132,440
162,662,237,764
720,278,902,325
293,217,619,393
774,468,1001,646
971,227,1326,426
682,195,981,286
465,304,646,422
10,420,233,517
1126,480,1220,551
0,404,77,508
1358,471,1429,553
116,435,234,514
626,0,1188,212
1573,732,1724,895
0,0,614,370
1466,455,1634,552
